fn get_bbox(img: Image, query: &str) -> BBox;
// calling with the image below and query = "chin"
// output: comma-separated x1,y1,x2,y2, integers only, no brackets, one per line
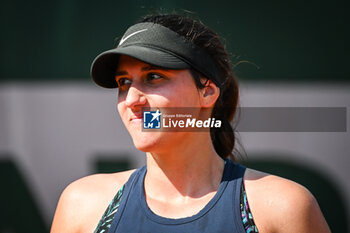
131,132,164,152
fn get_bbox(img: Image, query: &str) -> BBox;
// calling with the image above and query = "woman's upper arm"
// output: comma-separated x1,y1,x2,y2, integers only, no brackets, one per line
50,170,135,233
276,184,331,233
50,180,85,233
244,168,331,233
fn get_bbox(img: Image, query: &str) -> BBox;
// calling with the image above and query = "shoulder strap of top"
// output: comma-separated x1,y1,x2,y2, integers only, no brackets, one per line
107,166,146,233
241,182,259,232
94,184,125,232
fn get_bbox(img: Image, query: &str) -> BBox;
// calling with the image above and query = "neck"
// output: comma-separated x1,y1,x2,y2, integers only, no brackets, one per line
144,132,225,200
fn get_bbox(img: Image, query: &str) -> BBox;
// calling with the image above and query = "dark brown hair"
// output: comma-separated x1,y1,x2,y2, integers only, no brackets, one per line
140,14,240,161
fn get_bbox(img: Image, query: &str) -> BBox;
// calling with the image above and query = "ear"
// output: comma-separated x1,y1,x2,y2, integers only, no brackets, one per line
199,80,220,108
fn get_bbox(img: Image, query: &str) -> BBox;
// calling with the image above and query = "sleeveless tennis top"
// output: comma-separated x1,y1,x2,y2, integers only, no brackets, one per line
96,159,258,233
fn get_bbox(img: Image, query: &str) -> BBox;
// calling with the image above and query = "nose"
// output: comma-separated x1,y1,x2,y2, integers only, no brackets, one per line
125,86,146,108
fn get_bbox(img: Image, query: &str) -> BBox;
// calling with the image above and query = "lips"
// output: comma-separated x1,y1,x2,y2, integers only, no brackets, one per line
128,107,150,123
130,112,143,123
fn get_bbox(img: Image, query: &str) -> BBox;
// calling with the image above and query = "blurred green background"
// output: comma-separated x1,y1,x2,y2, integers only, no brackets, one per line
0,0,348,82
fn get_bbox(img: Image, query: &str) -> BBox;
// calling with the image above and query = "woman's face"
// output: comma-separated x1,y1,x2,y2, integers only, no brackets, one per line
116,55,203,152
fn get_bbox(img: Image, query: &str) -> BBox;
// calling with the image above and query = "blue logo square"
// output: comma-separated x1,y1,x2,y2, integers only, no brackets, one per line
143,110,162,129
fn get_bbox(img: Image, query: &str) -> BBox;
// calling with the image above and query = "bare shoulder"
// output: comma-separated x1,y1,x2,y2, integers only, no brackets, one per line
243,168,331,233
50,169,135,233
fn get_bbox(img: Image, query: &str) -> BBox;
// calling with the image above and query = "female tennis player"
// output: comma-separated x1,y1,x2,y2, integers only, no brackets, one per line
51,14,330,233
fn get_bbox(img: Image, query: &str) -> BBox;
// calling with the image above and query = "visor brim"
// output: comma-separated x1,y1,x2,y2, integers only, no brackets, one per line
91,45,190,88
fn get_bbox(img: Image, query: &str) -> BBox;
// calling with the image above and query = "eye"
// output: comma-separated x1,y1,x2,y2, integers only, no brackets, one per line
117,77,132,87
146,73,163,82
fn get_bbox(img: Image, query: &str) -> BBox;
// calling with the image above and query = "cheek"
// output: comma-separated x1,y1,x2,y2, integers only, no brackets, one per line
117,96,128,122
167,87,200,107
149,82,200,107
145,93,170,107
117,90,126,104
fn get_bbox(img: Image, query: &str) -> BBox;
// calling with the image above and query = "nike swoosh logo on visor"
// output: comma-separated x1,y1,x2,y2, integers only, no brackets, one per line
119,29,148,46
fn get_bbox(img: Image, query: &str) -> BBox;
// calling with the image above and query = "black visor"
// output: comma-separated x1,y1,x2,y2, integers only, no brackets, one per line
91,22,223,88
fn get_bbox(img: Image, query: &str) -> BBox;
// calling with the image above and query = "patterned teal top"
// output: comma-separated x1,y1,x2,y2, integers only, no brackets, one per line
240,183,259,233
95,182,258,233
